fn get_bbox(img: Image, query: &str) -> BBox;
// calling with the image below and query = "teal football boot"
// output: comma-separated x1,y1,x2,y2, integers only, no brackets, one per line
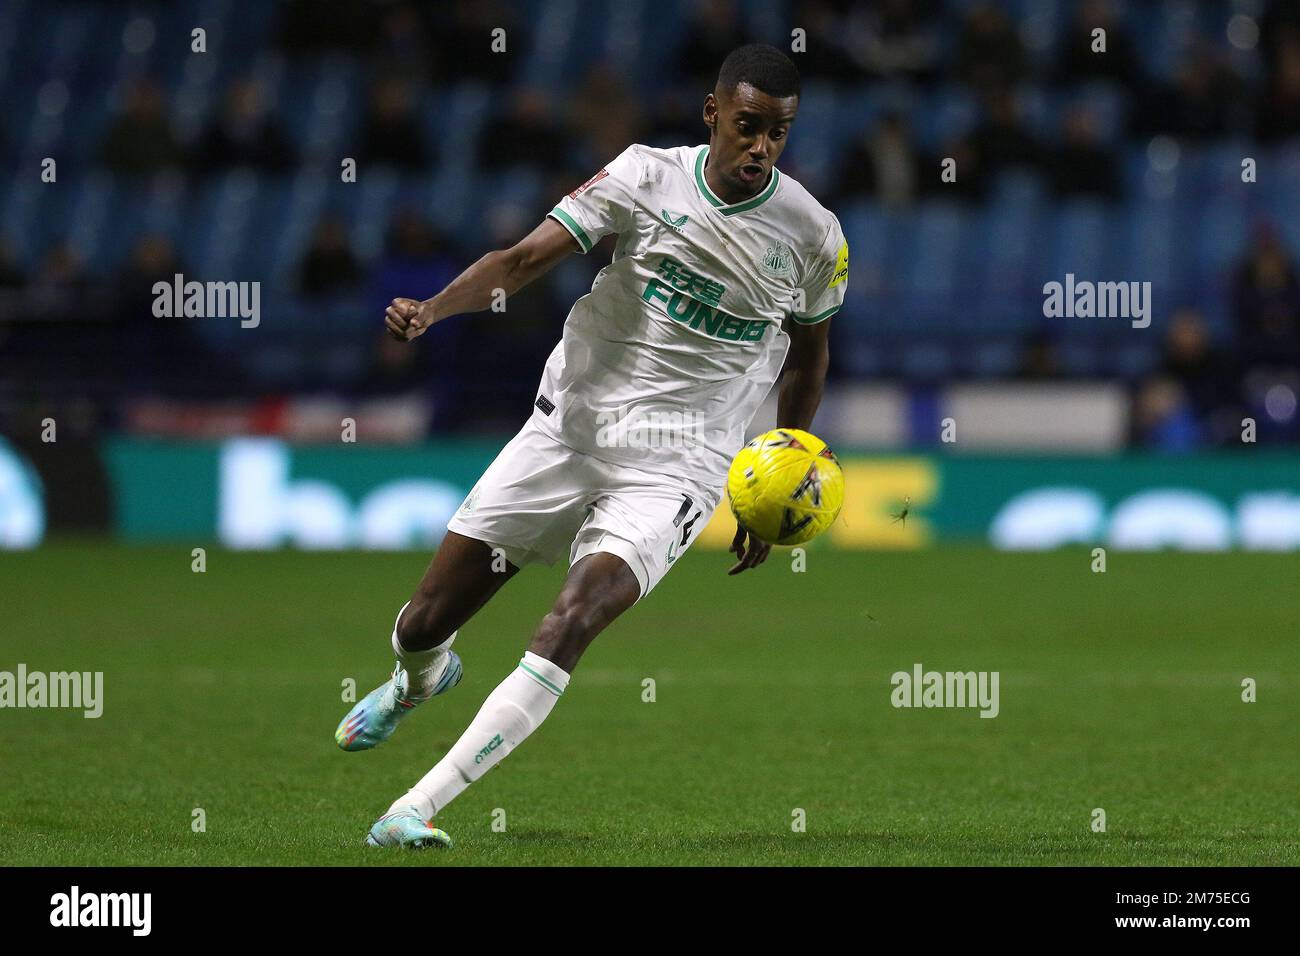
334,653,463,752
365,807,453,849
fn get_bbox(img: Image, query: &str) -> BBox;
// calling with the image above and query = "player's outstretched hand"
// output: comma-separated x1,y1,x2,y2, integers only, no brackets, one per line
385,297,432,341
728,525,772,574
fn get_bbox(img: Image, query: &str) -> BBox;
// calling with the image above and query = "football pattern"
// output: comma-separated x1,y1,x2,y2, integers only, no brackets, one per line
726,428,845,546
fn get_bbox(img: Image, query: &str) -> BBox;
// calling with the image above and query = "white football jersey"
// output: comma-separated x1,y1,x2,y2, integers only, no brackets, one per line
536,143,848,497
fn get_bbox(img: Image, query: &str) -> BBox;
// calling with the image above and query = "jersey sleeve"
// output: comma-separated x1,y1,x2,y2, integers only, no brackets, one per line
792,213,848,325
546,146,642,254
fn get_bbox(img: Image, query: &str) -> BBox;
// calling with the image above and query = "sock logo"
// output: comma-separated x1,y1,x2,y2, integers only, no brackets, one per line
474,733,504,764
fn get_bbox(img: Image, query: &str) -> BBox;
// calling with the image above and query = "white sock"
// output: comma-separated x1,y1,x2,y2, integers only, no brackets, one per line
390,602,456,699
388,651,570,819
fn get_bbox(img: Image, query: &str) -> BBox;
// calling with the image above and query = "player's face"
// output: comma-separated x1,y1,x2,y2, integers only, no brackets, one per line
703,82,798,202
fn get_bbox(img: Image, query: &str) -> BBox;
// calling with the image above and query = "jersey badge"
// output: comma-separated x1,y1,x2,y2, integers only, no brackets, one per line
569,168,609,199
759,241,794,279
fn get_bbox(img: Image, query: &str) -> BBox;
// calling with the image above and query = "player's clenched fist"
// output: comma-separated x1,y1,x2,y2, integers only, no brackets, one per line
385,297,430,341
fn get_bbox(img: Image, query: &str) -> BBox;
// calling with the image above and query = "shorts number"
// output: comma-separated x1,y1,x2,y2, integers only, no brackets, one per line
672,495,702,548
680,511,702,545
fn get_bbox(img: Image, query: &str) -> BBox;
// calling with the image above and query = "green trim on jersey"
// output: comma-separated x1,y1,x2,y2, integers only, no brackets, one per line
694,146,781,216
792,306,840,325
548,207,593,253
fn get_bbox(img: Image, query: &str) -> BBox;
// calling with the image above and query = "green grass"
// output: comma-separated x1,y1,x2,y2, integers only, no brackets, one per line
0,541,1296,866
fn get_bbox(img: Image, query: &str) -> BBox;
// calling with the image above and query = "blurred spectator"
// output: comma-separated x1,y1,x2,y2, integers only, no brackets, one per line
856,0,944,85
0,241,26,290
1159,308,1241,445
117,234,183,295
276,0,379,54
645,88,704,148
932,134,987,203
572,64,647,165
359,77,431,171
193,78,295,172
3,242,101,403
1132,378,1202,451
422,0,523,87
100,79,185,174
368,211,459,311
1233,226,1300,369
1049,108,1120,199
676,0,751,92
112,233,181,329
1055,0,1141,87
374,3,430,63
112,235,177,338
1255,35,1300,142
1133,43,1245,140
1260,0,1300,72
359,330,430,397
789,0,866,85
2,244,108,408
110,235,224,396
969,90,1044,176
955,3,1029,93
834,113,923,206
478,87,570,173
298,217,362,297
1018,331,1062,380
27,243,94,310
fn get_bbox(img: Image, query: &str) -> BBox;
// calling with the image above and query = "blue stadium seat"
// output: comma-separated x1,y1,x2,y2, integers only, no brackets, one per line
1057,338,1101,377
975,188,1043,331
900,339,956,381
1109,340,1160,380
1048,200,1114,283
965,337,1022,378
916,84,980,151
1124,195,1182,292
903,201,970,328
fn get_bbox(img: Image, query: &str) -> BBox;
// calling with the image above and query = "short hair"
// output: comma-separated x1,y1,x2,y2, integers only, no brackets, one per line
716,43,801,99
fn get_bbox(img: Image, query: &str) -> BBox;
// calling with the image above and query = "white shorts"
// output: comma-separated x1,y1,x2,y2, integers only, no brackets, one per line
446,420,718,599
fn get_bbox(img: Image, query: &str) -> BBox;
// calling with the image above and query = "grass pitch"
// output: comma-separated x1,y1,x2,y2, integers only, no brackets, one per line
0,541,1296,866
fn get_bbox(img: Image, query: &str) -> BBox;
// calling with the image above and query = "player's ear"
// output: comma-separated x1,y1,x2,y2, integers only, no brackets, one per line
703,92,718,130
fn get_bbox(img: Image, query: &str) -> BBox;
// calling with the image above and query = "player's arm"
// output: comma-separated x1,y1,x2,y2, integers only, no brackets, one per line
728,316,831,575
384,218,578,341
776,316,830,430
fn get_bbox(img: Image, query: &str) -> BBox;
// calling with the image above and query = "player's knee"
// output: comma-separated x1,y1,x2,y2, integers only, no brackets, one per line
395,596,455,652
533,600,603,662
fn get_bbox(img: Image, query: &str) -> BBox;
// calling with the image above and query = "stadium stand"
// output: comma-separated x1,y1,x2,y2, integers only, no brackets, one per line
0,0,1296,448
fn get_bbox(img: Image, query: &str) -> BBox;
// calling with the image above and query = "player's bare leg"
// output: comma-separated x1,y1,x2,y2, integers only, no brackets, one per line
397,530,522,651
369,552,640,847
524,551,640,671
335,532,519,751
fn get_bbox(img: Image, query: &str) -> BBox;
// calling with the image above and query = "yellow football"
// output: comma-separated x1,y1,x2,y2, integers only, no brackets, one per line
726,428,845,545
